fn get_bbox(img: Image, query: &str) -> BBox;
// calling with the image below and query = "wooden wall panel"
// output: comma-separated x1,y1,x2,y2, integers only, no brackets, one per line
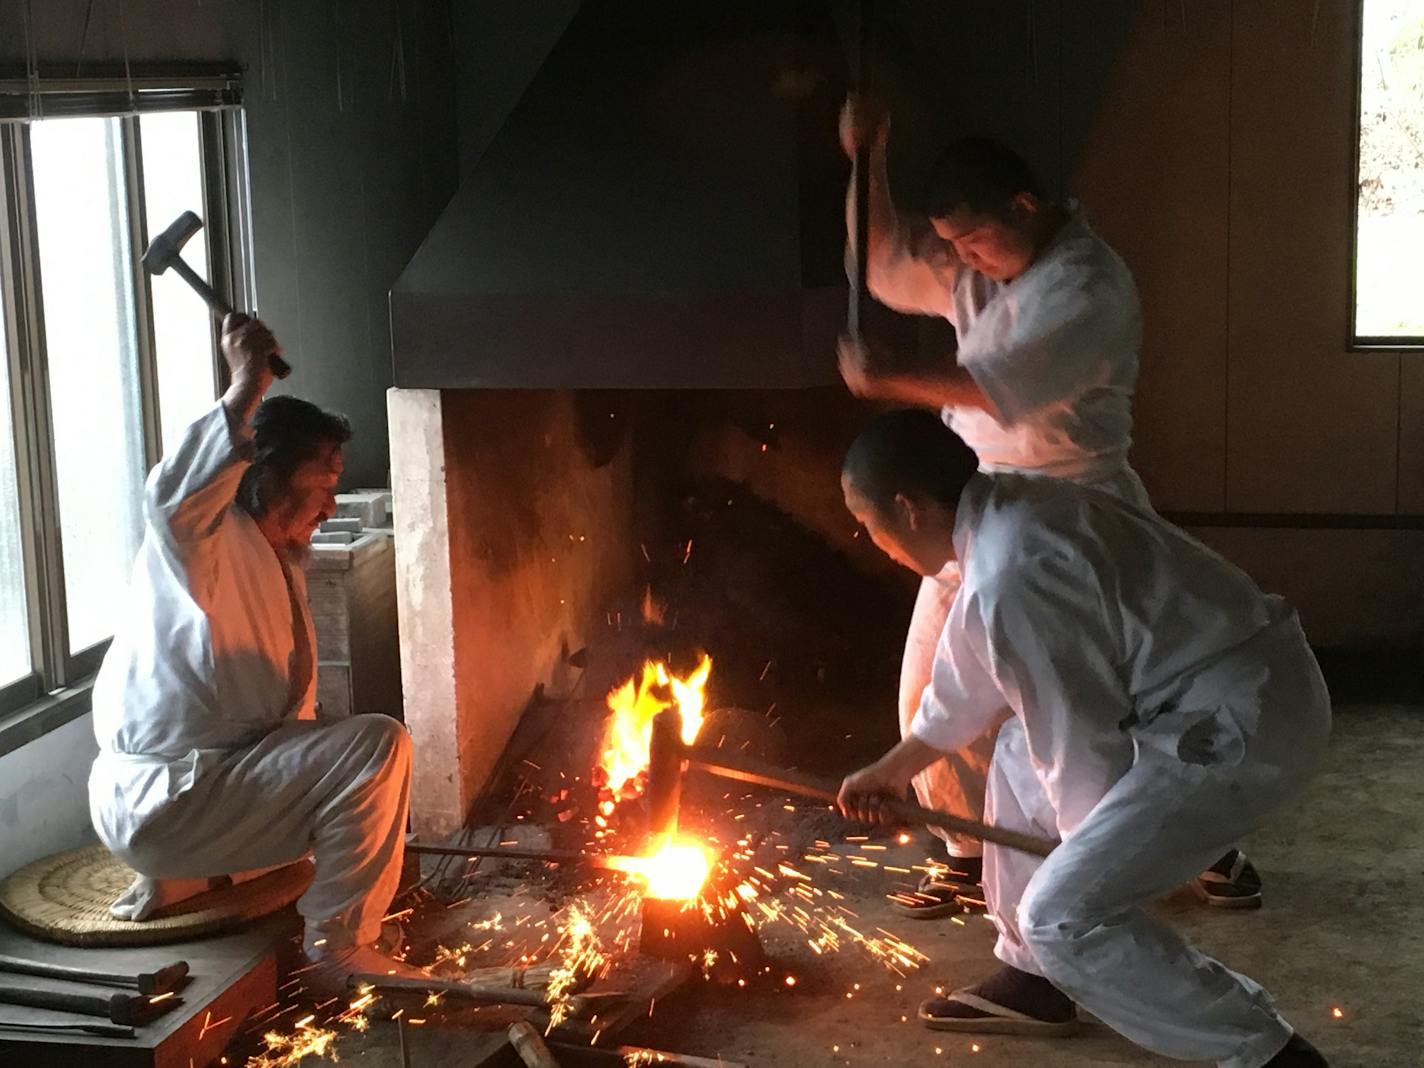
1063,0,1233,512
1226,0,1400,513
1399,360,1424,512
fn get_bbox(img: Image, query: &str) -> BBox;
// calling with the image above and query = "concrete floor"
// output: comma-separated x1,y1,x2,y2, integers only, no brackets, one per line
256,704,1420,1066
629,703,1424,1067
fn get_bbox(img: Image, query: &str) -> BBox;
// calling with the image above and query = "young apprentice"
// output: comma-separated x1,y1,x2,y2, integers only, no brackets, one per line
837,410,1330,1067
89,315,422,990
839,98,1258,911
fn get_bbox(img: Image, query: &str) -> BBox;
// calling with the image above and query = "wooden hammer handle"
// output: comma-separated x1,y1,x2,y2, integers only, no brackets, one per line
685,749,1057,858
170,259,293,378
0,984,161,1025
508,1021,561,1067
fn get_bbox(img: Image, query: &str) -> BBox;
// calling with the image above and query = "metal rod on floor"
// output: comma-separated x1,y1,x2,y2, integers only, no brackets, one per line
397,1014,411,1068
407,844,616,868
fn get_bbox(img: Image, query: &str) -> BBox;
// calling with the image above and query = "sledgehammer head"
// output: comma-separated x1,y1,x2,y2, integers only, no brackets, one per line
141,210,203,275
646,708,685,840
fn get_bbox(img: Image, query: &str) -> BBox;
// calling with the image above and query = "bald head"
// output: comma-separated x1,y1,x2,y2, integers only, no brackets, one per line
841,411,978,577
842,410,978,511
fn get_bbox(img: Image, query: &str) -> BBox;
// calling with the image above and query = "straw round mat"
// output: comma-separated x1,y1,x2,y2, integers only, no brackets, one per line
0,845,313,947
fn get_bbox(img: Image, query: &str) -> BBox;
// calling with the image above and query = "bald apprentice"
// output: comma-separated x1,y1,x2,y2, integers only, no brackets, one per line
838,411,1330,1067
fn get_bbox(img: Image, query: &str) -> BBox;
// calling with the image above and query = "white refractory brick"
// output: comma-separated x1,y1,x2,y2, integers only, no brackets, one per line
311,530,357,545
336,490,391,529
319,516,363,534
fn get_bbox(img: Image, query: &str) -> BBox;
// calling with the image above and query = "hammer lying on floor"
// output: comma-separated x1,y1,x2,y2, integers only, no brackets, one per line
0,983,182,1026
647,708,1057,858
0,953,188,996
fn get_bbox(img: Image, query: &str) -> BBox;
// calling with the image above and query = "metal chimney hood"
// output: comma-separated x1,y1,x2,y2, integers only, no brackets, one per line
391,1,851,389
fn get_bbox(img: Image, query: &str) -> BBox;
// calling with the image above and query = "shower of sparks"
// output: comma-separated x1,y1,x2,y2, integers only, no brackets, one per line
545,900,610,1030
245,1020,339,1067
625,1050,671,1066
428,941,476,971
720,846,931,976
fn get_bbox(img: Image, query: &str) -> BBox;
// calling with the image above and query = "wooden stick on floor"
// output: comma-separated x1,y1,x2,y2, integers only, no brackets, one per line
508,1021,561,1068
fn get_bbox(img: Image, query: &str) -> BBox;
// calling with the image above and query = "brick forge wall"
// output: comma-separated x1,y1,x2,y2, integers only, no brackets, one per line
390,388,635,837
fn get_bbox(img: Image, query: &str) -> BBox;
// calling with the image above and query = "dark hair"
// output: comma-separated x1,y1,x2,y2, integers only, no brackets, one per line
236,395,351,516
922,137,1045,222
843,410,978,512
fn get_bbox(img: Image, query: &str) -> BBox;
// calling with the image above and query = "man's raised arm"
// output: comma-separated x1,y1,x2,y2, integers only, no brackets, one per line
144,314,280,553
842,97,962,320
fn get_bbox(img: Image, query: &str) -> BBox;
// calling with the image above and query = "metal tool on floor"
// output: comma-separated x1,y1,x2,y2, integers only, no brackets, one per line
647,708,1058,857
406,844,618,869
0,983,182,1026
349,973,624,1017
0,1019,137,1039
0,953,189,995
141,210,292,378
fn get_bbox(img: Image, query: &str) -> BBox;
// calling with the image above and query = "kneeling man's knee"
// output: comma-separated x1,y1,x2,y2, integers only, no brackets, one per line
349,714,413,772
1017,871,1093,974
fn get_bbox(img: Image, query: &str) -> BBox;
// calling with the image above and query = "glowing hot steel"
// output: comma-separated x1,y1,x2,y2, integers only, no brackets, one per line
609,836,714,901
599,655,712,797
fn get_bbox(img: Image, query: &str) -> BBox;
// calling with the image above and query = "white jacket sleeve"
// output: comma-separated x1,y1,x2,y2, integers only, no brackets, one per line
908,585,1013,753
143,401,254,559
959,260,1141,426
979,558,1137,837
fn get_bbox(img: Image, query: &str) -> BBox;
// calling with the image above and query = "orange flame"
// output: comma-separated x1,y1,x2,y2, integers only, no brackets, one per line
609,835,714,901
599,654,712,797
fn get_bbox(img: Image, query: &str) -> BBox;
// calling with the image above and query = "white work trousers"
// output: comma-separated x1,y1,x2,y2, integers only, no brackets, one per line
98,716,412,953
898,567,996,859
982,639,1331,1068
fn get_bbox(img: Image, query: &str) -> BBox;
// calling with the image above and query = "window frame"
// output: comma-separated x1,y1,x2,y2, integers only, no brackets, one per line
0,68,250,747
1349,0,1424,352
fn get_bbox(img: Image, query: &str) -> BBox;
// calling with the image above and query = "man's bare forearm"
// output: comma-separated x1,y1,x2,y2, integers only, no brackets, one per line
875,363,997,416
221,373,267,429
875,734,943,784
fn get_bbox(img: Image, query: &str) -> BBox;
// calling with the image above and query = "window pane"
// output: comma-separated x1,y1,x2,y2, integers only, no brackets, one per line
1356,0,1424,339
0,297,31,686
30,117,145,655
140,111,219,453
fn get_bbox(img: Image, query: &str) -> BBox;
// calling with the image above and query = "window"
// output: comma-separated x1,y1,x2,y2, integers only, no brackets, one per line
1354,0,1424,347
0,70,250,719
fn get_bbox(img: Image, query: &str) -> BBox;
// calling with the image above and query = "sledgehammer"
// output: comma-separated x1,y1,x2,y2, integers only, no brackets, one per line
647,709,1057,858
142,210,292,378
0,983,181,1026
0,953,187,996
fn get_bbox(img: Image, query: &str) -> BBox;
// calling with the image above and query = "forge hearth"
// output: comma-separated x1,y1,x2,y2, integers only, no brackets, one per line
639,877,770,981
389,384,909,839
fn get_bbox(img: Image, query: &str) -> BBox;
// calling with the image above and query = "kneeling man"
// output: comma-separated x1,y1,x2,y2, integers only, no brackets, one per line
838,411,1330,1068
89,315,418,983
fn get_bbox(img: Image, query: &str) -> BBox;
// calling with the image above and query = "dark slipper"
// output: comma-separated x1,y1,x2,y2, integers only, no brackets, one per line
1191,849,1264,909
918,966,1079,1036
888,861,985,919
